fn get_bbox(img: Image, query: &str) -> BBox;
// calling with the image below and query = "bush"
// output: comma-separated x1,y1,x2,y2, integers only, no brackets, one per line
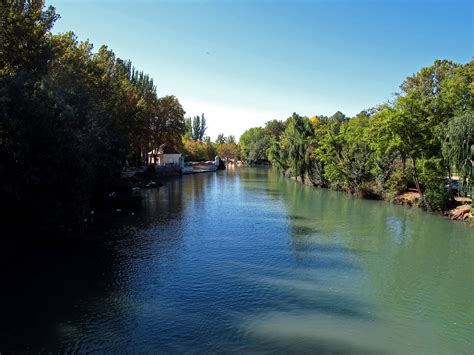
383,168,408,200
419,158,449,211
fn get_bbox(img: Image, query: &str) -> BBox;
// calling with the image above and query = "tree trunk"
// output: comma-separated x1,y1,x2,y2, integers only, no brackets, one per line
411,157,428,208
411,157,422,195
462,176,467,197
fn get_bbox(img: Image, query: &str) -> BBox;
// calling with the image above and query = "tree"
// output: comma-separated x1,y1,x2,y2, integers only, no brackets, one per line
329,111,347,122
199,114,207,141
314,115,375,192
217,142,239,160
279,113,314,182
227,135,236,144
0,0,188,233
264,119,285,139
182,139,216,161
442,111,474,196
268,139,287,172
184,117,192,139
191,115,201,140
0,0,59,77
153,95,186,150
188,114,207,141
239,127,270,163
216,133,226,144
369,105,406,194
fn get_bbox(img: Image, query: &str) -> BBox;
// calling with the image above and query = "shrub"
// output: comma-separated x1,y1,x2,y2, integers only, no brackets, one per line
383,168,408,200
419,158,449,211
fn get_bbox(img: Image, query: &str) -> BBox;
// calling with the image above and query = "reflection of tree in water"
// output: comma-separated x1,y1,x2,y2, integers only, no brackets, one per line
262,168,474,353
0,176,192,352
0,239,118,351
235,168,379,352
140,177,187,223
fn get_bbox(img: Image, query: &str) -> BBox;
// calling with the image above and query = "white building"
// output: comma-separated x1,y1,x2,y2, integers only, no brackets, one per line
148,144,184,168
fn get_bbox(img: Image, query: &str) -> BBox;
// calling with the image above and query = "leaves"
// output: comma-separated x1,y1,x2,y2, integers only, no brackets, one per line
0,0,187,232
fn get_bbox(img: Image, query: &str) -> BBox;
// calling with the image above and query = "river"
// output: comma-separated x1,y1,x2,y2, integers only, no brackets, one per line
1,167,473,353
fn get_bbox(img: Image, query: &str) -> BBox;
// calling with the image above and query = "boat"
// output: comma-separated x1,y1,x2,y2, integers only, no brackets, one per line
182,161,218,174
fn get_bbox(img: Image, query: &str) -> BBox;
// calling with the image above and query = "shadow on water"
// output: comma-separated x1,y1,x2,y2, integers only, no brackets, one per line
0,239,115,351
0,179,190,352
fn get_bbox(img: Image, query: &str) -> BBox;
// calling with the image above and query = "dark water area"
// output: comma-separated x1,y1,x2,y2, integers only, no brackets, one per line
1,168,473,353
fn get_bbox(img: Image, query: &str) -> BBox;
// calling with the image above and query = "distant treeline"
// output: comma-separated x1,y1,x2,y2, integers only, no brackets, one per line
182,116,239,162
1,1,187,232
239,60,473,211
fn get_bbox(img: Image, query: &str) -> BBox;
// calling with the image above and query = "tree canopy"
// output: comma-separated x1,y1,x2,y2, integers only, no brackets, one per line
242,59,473,210
0,0,187,233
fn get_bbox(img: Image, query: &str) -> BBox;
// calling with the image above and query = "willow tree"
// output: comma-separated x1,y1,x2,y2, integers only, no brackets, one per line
268,139,287,172
442,111,474,196
280,113,314,182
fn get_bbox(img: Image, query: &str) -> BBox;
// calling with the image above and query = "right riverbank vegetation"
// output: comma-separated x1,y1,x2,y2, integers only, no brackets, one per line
238,60,473,223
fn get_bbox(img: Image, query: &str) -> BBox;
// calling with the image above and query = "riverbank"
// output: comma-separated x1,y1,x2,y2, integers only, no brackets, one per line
394,190,473,223
289,174,473,226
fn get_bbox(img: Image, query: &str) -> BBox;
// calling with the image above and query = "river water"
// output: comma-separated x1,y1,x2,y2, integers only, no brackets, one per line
1,167,473,353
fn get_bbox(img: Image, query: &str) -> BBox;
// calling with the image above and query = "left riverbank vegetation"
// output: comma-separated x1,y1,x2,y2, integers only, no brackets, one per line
0,0,191,235
239,59,473,220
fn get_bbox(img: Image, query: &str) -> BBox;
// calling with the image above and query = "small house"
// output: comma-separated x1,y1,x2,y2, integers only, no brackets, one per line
148,144,184,168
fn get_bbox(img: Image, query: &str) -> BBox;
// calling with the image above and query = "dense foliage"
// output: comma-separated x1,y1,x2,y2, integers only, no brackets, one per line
241,60,473,211
182,139,216,162
216,135,239,161
0,0,186,233
184,114,207,141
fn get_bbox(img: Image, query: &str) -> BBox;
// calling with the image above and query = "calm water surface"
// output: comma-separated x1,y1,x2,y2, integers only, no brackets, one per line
1,168,473,353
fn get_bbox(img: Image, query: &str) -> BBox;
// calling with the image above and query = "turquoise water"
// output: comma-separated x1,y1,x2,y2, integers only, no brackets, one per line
1,167,473,353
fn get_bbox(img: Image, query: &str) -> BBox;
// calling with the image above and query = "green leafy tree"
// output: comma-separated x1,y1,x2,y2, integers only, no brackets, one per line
199,114,207,141
191,115,201,140
0,0,59,77
189,114,207,141
279,113,314,182
239,127,270,163
316,116,374,193
0,0,188,233
264,119,285,139
226,135,236,144
153,95,186,150
442,111,474,196
329,111,348,122
184,117,192,139
216,133,226,144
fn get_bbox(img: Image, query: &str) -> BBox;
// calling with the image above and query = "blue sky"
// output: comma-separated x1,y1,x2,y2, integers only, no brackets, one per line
47,0,473,139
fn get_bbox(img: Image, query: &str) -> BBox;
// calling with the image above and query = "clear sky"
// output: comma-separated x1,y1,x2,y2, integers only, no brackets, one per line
47,0,473,140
